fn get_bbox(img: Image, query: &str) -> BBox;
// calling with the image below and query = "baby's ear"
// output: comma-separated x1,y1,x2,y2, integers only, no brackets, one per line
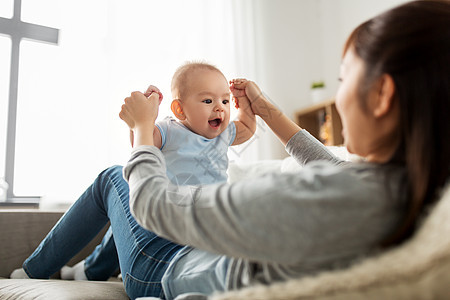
171,100,186,120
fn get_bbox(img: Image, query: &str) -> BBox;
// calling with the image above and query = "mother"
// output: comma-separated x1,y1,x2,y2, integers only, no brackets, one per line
12,1,450,299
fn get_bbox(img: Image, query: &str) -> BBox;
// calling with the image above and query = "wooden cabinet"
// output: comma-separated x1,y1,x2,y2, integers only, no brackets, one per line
294,100,343,146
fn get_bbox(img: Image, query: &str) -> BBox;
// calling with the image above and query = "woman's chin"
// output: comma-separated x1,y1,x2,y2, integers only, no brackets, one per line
343,141,354,154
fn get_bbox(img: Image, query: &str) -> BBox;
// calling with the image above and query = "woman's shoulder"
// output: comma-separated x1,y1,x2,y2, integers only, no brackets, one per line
252,159,406,208
302,159,406,190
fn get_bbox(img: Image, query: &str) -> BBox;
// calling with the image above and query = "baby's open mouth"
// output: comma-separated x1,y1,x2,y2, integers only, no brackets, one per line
208,118,222,128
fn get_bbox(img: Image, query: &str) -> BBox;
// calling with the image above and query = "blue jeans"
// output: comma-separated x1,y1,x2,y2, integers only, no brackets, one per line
23,166,184,299
85,226,120,281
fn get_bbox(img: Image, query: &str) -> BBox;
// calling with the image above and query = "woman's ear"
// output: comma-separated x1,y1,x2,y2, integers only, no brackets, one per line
171,100,186,120
373,74,396,118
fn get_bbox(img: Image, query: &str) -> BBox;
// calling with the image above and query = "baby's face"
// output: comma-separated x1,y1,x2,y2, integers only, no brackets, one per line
178,69,231,139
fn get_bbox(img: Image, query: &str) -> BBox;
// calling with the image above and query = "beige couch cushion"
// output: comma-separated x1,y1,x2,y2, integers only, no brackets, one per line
0,279,128,299
0,210,109,278
212,182,450,299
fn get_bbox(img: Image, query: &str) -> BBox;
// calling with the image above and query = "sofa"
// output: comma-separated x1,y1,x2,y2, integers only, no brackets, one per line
1,153,450,299
0,209,128,299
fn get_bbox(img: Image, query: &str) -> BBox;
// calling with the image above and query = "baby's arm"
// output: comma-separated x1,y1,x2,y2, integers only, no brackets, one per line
229,79,257,145
232,80,301,146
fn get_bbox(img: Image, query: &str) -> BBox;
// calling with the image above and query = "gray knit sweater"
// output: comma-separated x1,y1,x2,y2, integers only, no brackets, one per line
123,130,407,292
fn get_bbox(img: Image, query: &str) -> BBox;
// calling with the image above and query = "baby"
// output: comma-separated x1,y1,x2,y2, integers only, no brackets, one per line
136,62,257,185
56,62,256,281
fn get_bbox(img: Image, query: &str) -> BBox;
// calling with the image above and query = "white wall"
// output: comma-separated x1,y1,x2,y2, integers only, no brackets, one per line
251,0,321,160
251,0,410,160
318,0,411,104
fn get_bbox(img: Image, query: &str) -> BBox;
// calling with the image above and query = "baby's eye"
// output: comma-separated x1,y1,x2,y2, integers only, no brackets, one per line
222,99,229,105
202,99,212,104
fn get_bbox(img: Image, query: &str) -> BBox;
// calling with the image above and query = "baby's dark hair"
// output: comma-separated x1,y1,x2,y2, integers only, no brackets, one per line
171,61,226,99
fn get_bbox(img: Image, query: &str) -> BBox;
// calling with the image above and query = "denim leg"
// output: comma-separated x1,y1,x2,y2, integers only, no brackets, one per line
84,227,120,281
23,165,183,299
23,176,111,279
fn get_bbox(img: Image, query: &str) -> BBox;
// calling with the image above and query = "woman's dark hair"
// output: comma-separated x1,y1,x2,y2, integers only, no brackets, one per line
345,0,450,246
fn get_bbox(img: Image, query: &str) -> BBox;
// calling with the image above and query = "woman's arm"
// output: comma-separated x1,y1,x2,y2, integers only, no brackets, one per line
123,146,399,264
129,128,162,149
232,80,302,146
233,80,343,164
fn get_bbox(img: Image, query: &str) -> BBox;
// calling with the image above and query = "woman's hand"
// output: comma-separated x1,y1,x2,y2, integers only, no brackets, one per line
230,79,268,117
120,91,160,129
119,91,161,147
231,79,301,145
122,85,163,147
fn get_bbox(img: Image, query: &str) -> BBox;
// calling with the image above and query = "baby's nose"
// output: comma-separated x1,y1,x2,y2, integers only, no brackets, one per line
214,103,225,111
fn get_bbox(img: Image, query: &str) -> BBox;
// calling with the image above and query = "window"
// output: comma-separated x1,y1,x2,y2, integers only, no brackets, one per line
0,0,13,19
1,0,59,203
0,37,11,178
1,0,258,206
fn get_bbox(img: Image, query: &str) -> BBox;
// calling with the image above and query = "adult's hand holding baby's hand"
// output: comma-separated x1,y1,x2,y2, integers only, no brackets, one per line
230,79,245,109
119,91,160,130
144,85,163,104
120,91,160,147
230,79,265,116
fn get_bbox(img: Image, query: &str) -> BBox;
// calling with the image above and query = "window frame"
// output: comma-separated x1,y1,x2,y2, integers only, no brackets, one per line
0,0,59,206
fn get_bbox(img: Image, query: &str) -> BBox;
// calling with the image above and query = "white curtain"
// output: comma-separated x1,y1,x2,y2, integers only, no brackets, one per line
7,0,260,204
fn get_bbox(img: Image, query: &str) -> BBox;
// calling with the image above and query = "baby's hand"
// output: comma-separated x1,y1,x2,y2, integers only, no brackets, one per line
230,78,263,108
230,79,267,117
229,79,257,145
144,85,163,104
230,78,254,117
229,79,248,96
230,79,249,109
230,79,263,103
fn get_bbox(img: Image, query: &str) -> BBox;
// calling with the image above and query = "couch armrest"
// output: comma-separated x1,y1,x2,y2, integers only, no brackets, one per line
0,209,108,278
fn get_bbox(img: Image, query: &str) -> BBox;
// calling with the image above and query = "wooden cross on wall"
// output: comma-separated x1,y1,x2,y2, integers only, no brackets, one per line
0,0,59,203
